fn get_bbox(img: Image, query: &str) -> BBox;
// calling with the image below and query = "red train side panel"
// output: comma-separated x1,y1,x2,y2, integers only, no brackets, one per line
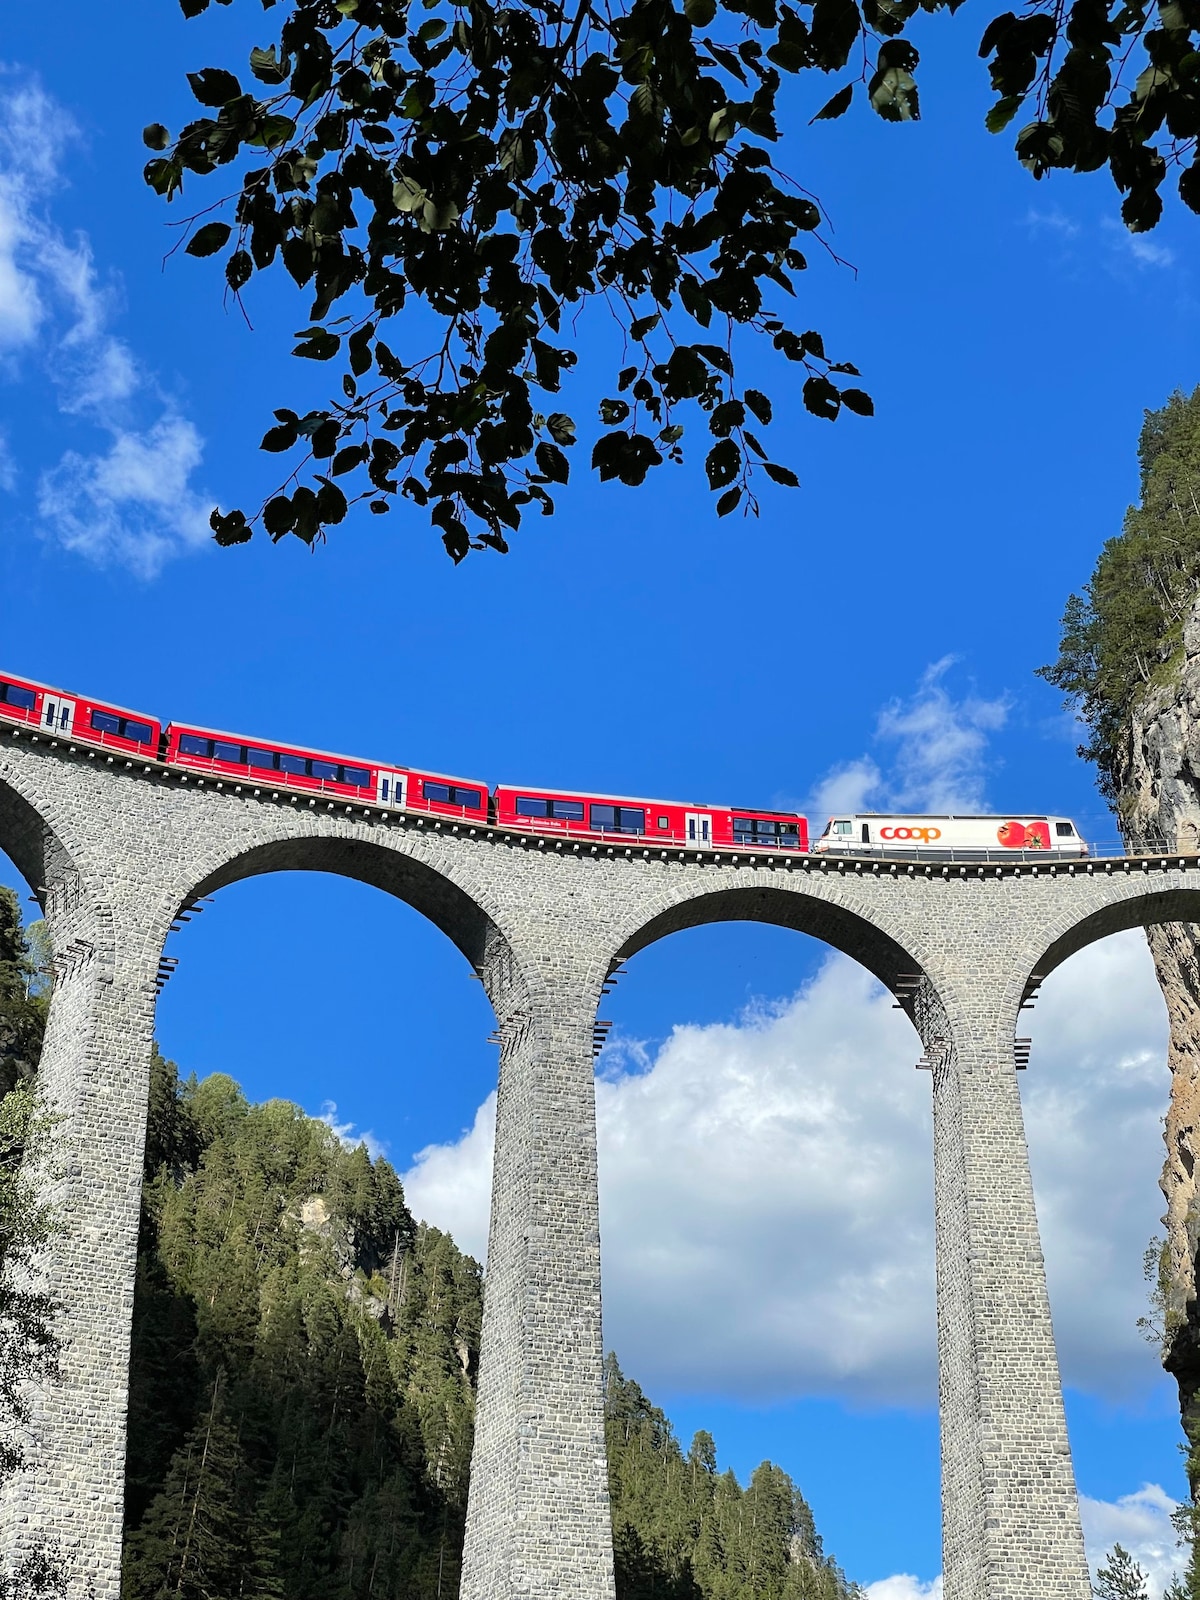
494,784,808,849
166,722,403,803
404,769,490,823
165,725,490,822
0,668,161,758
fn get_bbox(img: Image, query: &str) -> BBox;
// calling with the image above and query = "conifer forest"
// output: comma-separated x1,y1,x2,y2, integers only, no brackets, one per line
0,888,860,1599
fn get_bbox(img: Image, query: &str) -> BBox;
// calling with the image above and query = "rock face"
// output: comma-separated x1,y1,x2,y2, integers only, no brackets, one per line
1115,599,1200,1485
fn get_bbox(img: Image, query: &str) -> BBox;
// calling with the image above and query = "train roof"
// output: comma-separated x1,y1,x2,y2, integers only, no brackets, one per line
1,667,160,725
831,812,1075,821
166,721,487,785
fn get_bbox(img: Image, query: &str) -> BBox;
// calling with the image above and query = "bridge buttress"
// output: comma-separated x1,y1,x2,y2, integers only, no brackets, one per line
921,977,1089,1600
0,881,167,1599
460,941,615,1600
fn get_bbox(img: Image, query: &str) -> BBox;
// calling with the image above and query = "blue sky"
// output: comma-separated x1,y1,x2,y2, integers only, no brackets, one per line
1,0,1198,1592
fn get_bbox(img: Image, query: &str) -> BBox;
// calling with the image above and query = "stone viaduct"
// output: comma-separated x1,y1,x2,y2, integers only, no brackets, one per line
0,722,1192,1600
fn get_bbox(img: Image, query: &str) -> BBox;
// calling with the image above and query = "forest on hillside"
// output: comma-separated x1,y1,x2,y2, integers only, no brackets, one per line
1042,384,1200,806
0,887,861,1599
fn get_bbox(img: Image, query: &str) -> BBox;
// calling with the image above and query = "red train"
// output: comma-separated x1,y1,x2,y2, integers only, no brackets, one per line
0,666,800,851
0,668,160,757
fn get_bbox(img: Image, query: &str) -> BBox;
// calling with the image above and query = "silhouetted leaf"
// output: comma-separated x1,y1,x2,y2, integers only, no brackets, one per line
186,223,231,257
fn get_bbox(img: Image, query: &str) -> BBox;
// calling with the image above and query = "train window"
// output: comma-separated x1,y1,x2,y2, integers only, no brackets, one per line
552,799,584,821
0,683,35,710
247,748,277,771
516,796,550,817
735,817,779,843
423,780,480,807
342,767,371,788
834,821,852,835
657,816,670,829
125,721,154,744
213,741,243,764
178,734,211,757
1056,822,1074,836
278,753,308,776
90,710,122,736
590,804,645,834
310,760,339,782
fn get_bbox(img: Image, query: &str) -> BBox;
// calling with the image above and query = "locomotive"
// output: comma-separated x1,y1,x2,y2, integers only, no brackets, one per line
813,812,1088,859
0,668,1087,858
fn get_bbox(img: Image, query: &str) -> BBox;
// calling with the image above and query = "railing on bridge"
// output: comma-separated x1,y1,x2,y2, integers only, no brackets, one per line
816,838,1174,864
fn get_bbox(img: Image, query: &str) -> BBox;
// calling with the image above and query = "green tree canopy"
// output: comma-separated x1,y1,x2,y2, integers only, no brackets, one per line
149,0,1200,559
1041,386,1200,807
603,1353,860,1598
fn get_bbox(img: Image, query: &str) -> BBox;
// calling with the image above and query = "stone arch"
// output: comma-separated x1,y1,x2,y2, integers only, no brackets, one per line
1025,882,1200,998
611,879,931,1007
0,755,83,901
182,834,503,974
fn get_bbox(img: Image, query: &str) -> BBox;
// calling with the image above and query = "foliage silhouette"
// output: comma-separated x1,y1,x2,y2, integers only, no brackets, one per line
150,0,1200,558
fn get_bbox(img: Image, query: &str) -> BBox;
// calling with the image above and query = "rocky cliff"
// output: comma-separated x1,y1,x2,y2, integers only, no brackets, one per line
1115,598,1200,1486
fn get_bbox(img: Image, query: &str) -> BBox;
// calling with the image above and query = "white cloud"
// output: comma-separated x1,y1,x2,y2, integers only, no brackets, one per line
1023,931,1169,1398
865,1486,1185,1600
0,75,212,573
877,657,1010,810
807,756,882,821
316,1099,387,1162
38,416,212,578
1102,216,1177,270
1127,235,1177,269
403,929,1170,1407
1081,1483,1184,1598
863,1578,943,1600
404,1093,497,1262
807,659,1009,820
0,429,15,492
1024,206,1082,239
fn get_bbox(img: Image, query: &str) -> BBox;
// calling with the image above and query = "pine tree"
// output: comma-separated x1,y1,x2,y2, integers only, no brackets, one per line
1094,1544,1150,1600
124,1370,281,1600
603,1356,860,1600
0,889,48,1099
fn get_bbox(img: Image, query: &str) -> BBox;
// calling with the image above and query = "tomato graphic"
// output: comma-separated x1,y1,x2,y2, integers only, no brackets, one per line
1024,822,1050,850
997,820,1027,849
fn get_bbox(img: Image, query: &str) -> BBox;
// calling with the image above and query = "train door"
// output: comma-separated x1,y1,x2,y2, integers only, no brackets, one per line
686,812,712,846
41,694,75,736
376,771,406,808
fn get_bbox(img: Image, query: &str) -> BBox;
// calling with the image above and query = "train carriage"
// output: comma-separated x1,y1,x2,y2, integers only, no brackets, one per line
402,768,490,822
166,722,491,821
0,669,161,758
494,784,809,850
166,723,407,806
